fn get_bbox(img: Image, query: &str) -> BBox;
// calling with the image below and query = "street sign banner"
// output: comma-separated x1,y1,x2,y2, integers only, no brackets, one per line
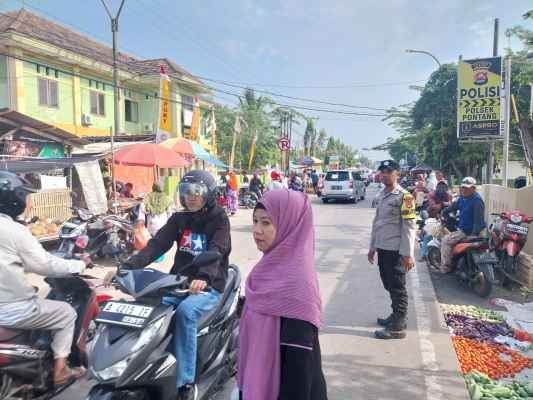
457,56,503,140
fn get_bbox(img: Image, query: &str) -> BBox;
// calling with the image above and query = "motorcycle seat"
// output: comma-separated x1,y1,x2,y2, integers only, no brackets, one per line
0,326,27,342
460,237,487,244
198,266,239,330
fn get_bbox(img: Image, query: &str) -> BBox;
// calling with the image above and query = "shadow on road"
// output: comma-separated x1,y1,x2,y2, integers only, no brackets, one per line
322,354,463,400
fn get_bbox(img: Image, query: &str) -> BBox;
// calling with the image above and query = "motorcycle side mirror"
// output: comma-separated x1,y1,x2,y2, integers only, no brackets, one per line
192,251,221,268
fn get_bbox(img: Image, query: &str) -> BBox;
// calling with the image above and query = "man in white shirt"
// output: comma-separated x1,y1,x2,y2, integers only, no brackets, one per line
0,172,91,385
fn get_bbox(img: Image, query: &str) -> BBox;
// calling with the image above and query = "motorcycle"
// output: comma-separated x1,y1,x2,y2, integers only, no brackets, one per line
0,274,101,399
87,252,242,400
54,207,95,259
489,210,533,284
54,208,135,263
426,221,497,297
239,187,259,209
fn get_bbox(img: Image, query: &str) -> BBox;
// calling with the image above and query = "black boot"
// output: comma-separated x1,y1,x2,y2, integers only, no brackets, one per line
376,314,394,327
374,315,407,340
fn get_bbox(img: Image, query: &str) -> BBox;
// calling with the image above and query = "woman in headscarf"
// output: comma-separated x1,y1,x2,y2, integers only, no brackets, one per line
238,189,327,400
140,182,174,236
226,171,239,216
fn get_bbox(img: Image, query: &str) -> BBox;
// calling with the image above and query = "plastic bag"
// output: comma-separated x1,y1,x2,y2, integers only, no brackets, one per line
133,221,151,250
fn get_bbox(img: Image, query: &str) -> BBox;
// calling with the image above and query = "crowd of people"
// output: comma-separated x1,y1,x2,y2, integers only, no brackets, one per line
0,160,492,399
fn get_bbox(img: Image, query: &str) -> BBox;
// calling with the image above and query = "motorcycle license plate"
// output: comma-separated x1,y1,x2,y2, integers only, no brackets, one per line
96,301,154,328
505,224,529,235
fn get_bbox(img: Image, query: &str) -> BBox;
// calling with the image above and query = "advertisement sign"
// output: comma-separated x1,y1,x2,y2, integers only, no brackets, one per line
75,161,108,215
457,57,503,140
156,67,172,143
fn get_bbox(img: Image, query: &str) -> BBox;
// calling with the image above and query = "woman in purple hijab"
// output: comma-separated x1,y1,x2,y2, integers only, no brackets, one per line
237,189,328,400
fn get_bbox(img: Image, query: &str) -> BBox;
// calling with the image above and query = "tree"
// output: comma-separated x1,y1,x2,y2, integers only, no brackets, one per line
378,64,489,179
303,119,317,157
316,128,328,158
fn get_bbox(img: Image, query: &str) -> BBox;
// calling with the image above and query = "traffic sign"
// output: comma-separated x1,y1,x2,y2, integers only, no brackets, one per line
277,137,290,151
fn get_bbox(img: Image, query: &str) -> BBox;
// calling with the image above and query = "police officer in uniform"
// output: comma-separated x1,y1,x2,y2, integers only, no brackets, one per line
368,160,417,339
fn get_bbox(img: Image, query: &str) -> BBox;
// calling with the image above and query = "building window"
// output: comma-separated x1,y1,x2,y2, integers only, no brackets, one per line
90,91,106,116
181,95,194,128
38,78,58,108
125,99,139,123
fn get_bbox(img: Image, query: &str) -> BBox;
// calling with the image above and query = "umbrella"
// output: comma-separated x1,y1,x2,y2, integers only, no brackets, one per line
160,138,195,157
207,155,227,168
114,143,189,168
161,138,220,164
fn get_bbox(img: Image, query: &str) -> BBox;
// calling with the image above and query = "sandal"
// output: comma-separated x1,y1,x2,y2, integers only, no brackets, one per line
54,366,86,386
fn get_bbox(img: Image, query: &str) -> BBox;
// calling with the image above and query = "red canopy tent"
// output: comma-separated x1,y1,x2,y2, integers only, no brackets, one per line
113,143,190,196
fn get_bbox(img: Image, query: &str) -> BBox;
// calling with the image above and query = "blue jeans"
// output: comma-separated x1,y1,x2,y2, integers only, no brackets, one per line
163,289,221,388
420,235,433,257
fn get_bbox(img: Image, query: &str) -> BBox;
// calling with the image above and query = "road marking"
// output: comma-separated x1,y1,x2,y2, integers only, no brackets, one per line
409,264,445,400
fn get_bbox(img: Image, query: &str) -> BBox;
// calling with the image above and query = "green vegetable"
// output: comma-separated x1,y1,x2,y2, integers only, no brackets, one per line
490,386,512,398
525,383,533,396
472,385,483,400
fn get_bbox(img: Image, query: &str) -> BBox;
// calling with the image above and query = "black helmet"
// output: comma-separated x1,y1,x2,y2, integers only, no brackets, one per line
0,171,37,218
178,170,217,212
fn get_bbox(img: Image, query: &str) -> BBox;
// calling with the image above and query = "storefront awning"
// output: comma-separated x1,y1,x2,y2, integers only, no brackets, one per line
0,108,88,148
0,154,103,173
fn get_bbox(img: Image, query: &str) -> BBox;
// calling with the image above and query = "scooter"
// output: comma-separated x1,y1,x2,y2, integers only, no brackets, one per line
54,210,135,263
489,210,533,284
239,188,259,209
0,273,101,399
54,207,95,259
427,224,497,297
87,252,242,400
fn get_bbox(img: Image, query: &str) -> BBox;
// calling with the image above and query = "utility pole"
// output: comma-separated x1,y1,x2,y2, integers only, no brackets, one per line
502,55,512,187
487,18,499,184
100,0,125,212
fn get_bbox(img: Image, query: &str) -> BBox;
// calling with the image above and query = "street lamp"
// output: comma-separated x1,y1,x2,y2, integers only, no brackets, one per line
405,49,442,68
100,0,126,213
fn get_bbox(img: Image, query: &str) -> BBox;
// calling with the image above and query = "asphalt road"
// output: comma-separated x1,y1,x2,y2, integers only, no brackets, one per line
45,186,470,400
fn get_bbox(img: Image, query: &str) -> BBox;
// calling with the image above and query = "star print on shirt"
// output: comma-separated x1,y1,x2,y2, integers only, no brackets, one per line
179,229,208,256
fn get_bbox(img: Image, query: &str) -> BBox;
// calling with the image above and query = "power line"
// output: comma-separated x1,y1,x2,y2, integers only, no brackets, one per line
129,0,253,82
187,83,387,117
202,78,388,111
0,7,391,116
197,77,428,90
3,2,145,62
0,52,386,118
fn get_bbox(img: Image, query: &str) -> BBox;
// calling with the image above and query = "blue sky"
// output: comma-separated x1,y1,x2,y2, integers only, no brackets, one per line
2,0,532,160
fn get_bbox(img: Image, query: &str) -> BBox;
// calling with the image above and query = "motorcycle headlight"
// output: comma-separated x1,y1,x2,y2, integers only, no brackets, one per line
131,317,165,352
95,358,130,381
510,214,522,224
94,317,165,381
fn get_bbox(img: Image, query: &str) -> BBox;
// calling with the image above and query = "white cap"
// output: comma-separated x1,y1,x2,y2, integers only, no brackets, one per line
460,177,476,188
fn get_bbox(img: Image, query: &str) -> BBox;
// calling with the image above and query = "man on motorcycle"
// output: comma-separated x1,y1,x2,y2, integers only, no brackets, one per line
249,171,264,198
440,177,486,273
105,170,231,395
0,171,91,385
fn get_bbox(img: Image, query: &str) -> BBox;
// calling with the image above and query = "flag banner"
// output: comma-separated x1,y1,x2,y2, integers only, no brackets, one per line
156,66,172,143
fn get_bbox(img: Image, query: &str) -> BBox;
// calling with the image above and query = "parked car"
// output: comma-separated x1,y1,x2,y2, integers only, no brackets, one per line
321,170,357,203
351,172,366,200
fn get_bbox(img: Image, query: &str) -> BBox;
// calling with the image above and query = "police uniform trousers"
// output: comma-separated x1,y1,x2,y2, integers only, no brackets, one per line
377,249,408,319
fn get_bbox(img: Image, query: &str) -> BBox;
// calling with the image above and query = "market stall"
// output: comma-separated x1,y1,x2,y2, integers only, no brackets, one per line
441,301,533,399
